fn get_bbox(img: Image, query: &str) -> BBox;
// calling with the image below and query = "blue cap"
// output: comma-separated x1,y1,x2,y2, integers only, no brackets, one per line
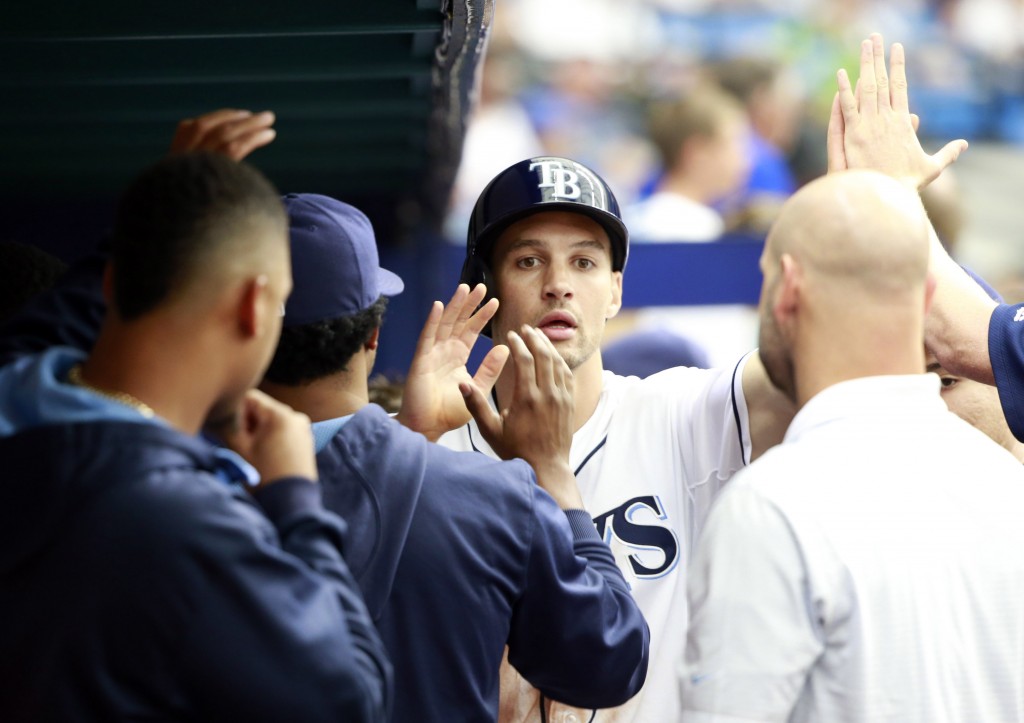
282,193,404,326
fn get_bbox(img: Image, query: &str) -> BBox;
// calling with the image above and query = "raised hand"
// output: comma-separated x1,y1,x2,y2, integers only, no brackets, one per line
827,33,967,189
395,284,510,441
218,389,318,487
461,325,581,510
169,108,277,161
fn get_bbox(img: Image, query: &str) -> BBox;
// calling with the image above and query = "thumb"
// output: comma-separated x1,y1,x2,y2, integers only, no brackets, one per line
933,139,968,172
826,92,847,174
910,113,920,133
472,344,510,395
460,381,503,448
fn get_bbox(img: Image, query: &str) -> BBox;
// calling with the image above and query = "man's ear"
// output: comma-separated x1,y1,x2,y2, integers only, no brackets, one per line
366,326,380,351
923,271,937,317
606,271,624,320
237,274,268,338
773,254,801,334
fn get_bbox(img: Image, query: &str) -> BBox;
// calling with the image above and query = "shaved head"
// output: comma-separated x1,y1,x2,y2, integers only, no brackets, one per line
764,170,930,301
758,170,934,405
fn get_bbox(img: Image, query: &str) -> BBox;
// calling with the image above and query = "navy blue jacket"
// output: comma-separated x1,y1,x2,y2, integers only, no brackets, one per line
0,260,393,719
318,404,649,721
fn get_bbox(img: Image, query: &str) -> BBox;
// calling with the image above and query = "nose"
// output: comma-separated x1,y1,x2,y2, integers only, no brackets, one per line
542,263,574,301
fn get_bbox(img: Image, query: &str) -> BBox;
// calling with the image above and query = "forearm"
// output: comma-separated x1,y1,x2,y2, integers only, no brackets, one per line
509,493,649,708
924,228,998,384
254,478,393,716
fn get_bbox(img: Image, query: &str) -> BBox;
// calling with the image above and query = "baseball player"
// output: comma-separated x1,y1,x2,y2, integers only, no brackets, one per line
396,152,795,721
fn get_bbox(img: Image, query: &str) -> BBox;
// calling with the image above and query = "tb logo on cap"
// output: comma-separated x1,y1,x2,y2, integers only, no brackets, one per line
530,160,581,200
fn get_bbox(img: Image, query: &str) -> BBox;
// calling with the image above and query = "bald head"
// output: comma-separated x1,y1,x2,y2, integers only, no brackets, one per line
766,170,931,296
758,170,935,405
764,170,931,303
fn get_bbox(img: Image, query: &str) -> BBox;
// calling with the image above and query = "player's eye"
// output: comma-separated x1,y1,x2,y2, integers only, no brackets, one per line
575,258,596,270
939,375,959,389
516,257,540,269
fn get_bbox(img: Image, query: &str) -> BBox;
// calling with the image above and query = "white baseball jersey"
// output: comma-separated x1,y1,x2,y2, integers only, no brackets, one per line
684,374,1024,722
439,356,752,721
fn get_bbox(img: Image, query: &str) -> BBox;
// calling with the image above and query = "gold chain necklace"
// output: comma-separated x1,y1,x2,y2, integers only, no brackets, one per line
67,364,155,419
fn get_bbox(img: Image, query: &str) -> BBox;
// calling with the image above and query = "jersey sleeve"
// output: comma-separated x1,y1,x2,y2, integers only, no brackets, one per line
989,303,1024,442
506,486,650,709
168,477,392,722
682,472,823,722
638,353,752,504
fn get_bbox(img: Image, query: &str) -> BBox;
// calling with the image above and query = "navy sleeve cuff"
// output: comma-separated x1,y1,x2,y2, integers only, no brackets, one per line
563,509,603,543
251,476,323,527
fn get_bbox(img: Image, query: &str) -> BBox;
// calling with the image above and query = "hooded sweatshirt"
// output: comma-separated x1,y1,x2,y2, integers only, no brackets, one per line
0,347,391,721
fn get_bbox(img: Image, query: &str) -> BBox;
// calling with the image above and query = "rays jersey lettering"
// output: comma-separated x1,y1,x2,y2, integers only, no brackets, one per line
593,495,680,580
529,160,581,200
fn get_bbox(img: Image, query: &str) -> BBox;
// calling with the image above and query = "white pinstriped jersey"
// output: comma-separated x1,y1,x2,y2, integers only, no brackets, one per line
438,356,752,722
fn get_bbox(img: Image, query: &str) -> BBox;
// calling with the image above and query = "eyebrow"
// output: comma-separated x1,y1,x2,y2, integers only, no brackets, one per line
506,238,607,252
925,362,943,374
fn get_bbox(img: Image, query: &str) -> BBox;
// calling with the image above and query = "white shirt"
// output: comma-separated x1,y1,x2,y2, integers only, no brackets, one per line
440,358,752,722
683,374,1024,723
623,191,725,243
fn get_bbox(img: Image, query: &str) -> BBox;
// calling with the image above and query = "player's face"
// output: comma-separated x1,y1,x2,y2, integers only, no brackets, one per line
489,211,623,371
926,352,1016,453
756,239,796,400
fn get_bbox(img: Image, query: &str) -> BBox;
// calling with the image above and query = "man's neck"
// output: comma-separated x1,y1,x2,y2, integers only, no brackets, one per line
84,319,221,435
260,373,368,423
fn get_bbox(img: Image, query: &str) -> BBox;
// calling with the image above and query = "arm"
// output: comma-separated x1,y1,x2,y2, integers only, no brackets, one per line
827,35,995,380
466,326,649,704
461,324,580,509
742,352,797,461
683,479,822,721
395,283,509,441
507,488,649,708
182,390,392,720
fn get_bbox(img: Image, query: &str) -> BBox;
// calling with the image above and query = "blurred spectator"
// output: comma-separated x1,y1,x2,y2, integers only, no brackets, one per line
602,326,710,378
367,373,405,414
624,83,751,242
709,56,800,233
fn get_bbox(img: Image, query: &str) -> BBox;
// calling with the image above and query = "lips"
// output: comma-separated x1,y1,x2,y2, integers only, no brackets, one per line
536,310,577,341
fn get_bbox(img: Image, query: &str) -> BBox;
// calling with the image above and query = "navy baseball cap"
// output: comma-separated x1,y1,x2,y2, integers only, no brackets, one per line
281,193,404,327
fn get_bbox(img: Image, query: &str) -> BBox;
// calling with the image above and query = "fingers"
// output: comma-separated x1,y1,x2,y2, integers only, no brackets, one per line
459,288,497,342
506,330,537,400
412,300,443,361
889,42,910,113
472,343,510,395
169,109,276,160
910,113,920,133
520,326,555,389
858,38,878,116
435,284,470,342
871,33,891,110
460,381,503,445
837,69,858,125
827,92,848,174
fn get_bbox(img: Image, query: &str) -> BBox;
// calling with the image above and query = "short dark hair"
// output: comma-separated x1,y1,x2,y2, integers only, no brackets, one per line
111,152,284,321
263,297,388,386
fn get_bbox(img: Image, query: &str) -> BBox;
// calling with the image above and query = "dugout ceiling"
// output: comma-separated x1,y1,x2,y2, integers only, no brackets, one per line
1,1,491,246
